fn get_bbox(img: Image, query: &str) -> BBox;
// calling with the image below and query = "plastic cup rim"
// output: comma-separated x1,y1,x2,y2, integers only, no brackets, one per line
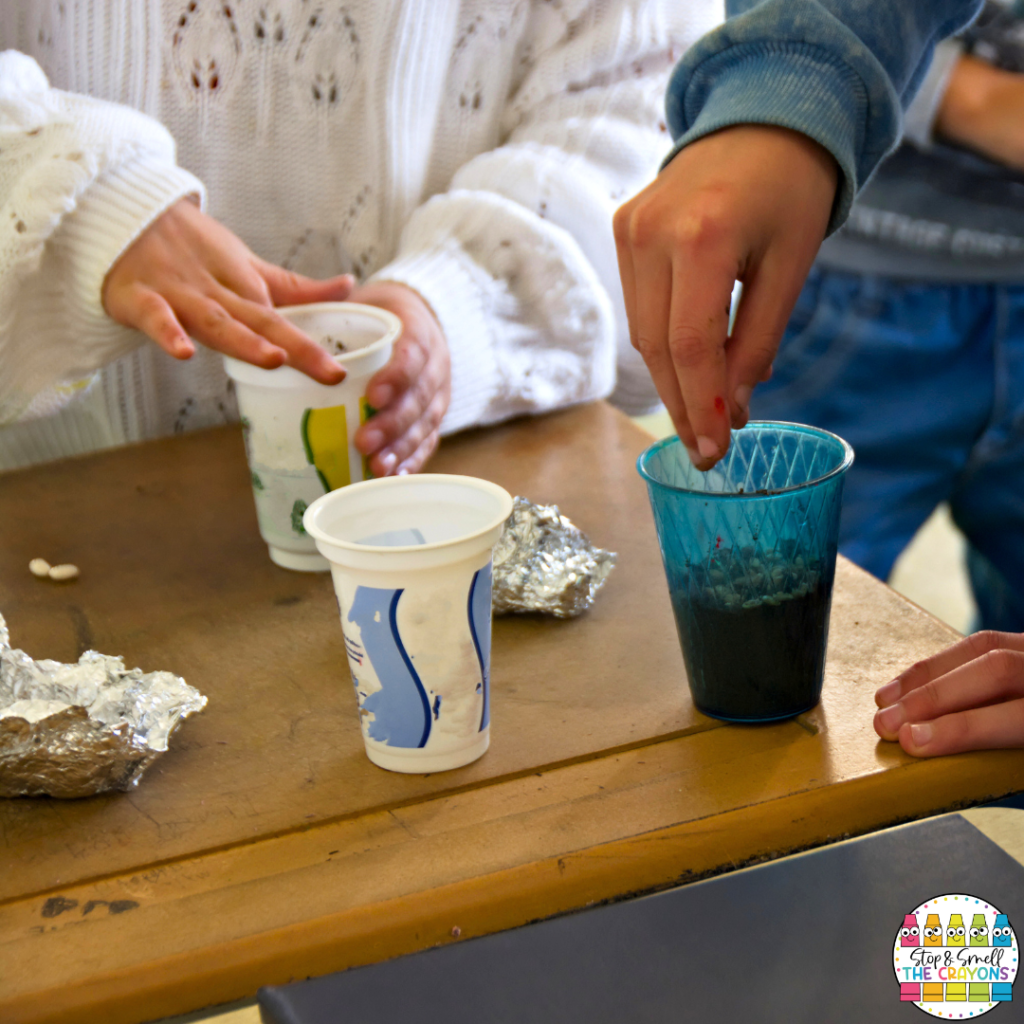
275,302,402,365
636,420,855,499
302,473,514,555
223,302,402,378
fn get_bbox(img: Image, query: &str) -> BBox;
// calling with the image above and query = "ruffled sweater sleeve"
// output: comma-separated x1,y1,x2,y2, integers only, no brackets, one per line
663,0,984,234
371,1,723,431
0,51,204,424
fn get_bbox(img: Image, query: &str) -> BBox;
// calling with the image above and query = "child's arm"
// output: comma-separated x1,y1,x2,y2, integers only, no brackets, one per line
615,0,984,467
362,2,726,440
874,632,1024,756
935,55,1024,171
614,124,837,467
0,51,201,423
0,51,351,426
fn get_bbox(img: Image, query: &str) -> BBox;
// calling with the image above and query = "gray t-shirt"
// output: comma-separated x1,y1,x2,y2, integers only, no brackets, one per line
818,0,1024,282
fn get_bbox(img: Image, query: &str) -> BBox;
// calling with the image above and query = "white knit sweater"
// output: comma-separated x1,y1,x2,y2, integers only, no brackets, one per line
0,0,722,469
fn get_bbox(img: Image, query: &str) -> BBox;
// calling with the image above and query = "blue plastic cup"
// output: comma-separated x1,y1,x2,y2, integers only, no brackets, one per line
637,423,854,722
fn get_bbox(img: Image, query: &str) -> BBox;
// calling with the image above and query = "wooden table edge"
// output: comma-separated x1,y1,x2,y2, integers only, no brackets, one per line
0,406,994,1024
7,749,1024,1024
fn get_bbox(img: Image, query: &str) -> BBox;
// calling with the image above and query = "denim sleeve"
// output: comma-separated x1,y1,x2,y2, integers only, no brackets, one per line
665,0,983,232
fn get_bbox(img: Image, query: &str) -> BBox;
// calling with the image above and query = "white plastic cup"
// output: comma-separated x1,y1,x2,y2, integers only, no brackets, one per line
224,303,402,572
303,475,514,773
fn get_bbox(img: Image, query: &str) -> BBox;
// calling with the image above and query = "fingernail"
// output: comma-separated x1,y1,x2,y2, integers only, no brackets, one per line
734,384,752,411
397,465,410,476
696,435,720,460
875,679,901,707
910,722,934,748
876,703,905,737
379,451,397,475
685,446,703,467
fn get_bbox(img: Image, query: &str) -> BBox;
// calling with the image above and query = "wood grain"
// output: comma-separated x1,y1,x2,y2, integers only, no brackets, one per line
0,405,705,899
2,403,1021,1024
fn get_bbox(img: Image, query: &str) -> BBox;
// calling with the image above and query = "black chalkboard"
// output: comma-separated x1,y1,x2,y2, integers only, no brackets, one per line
259,808,1024,1024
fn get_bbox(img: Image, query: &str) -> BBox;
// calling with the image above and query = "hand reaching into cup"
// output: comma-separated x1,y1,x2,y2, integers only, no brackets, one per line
613,125,838,469
103,198,355,384
874,631,1024,756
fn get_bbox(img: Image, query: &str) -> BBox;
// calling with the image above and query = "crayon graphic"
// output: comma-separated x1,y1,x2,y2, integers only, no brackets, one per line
969,914,990,1002
922,914,944,1001
992,914,1013,1001
901,915,921,1001
946,914,967,1002
901,915,921,947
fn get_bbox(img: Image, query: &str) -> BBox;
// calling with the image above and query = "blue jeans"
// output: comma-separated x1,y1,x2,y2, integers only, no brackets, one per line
749,267,1024,632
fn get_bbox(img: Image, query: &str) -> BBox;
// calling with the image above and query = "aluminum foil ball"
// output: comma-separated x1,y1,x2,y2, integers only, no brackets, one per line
0,613,207,798
491,497,615,618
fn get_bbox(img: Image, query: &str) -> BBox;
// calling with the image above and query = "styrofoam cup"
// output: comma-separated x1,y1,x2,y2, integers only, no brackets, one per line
224,303,402,572
303,475,514,773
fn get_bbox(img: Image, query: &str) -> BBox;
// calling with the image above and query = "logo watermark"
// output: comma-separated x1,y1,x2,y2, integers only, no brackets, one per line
894,895,1017,1016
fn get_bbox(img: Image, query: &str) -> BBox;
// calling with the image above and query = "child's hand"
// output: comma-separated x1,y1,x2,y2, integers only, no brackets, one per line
103,198,354,384
613,125,837,468
350,282,451,476
874,631,1024,757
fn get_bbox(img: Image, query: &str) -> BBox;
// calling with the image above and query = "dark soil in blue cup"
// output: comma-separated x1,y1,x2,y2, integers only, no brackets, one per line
670,545,832,722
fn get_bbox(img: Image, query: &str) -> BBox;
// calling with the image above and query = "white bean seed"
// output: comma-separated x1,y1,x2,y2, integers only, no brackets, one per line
48,564,79,581
29,558,51,577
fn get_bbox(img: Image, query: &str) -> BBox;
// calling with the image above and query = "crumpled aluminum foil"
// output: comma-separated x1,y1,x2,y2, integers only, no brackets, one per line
492,496,615,618
0,612,207,798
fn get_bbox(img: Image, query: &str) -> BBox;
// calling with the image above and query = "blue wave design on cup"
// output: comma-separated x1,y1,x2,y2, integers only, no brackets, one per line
348,586,431,748
468,564,492,731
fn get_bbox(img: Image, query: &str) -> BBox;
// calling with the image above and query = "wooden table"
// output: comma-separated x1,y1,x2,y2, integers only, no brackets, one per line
2,403,1022,1024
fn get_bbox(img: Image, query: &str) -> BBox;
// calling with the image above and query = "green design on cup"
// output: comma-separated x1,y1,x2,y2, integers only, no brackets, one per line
291,499,308,535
